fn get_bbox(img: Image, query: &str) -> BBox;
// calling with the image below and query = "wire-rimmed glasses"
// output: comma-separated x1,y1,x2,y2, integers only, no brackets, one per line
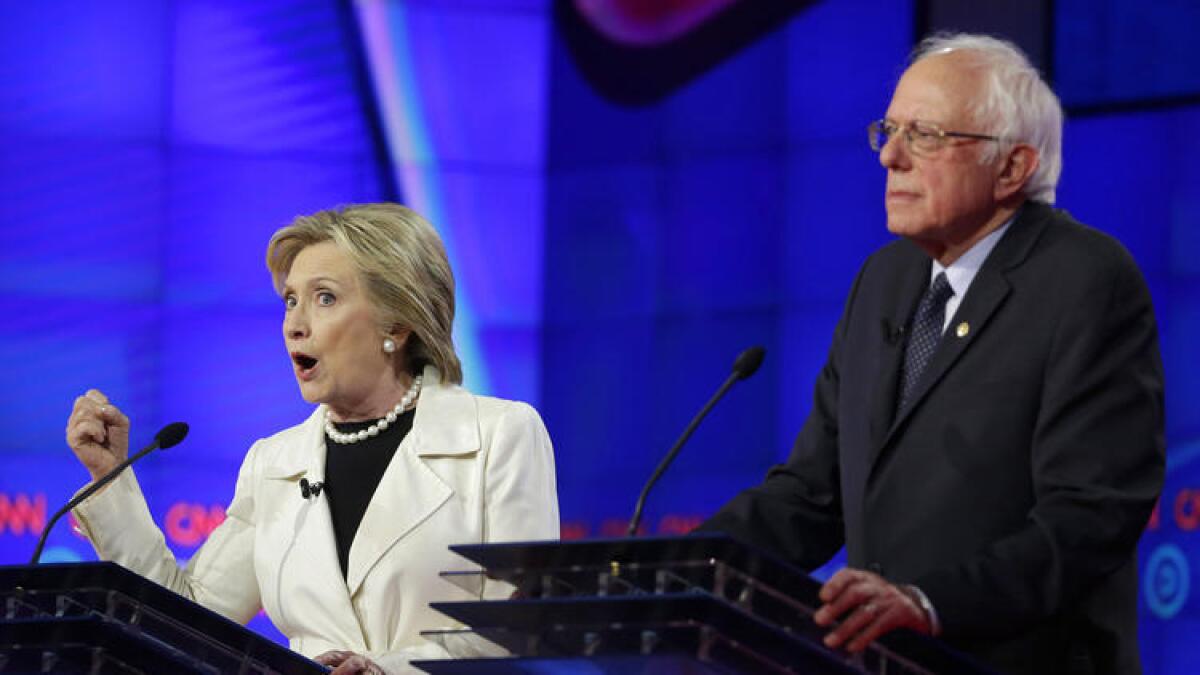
868,119,1003,155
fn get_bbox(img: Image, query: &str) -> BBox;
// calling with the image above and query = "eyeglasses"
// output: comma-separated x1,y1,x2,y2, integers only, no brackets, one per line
868,119,1002,155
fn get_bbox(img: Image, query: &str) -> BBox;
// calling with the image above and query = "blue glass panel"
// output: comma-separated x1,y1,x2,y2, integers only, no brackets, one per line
659,158,785,312
785,144,895,304
1059,112,1172,278
476,324,542,407
545,165,664,321
0,299,161,456
545,37,662,166
433,169,545,324
1164,290,1200,442
172,0,377,155
659,28,788,158
786,0,912,144
0,2,168,140
0,141,165,301
1167,106,1200,279
401,5,548,168
777,305,843,461
1056,0,1200,106
541,319,656,524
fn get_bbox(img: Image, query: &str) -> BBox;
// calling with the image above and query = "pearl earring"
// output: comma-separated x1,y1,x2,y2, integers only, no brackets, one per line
382,338,397,353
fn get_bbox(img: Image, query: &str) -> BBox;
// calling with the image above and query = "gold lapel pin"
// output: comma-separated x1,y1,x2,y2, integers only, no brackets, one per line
956,322,970,338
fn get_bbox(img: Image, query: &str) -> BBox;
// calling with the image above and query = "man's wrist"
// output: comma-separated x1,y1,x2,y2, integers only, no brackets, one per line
901,584,941,636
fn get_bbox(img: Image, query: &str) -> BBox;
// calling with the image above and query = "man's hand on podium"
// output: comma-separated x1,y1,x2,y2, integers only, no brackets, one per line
812,568,934,653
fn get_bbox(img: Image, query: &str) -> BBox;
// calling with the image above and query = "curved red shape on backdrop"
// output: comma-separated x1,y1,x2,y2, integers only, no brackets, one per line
573,0,738,46
557,0,811,105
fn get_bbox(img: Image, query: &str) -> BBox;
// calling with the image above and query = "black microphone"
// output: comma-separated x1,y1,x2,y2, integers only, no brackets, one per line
626,346,766,536
299,478,324,500
31,422,189,564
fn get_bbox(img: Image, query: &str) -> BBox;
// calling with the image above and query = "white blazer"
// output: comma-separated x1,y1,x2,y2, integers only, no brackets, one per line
74,366,560,673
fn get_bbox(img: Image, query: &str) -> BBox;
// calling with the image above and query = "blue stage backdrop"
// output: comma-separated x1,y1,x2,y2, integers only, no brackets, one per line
0,1,1196,671
0,0,394,642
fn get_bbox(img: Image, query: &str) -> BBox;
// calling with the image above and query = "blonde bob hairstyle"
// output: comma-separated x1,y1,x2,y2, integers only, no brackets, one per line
266,203,463,384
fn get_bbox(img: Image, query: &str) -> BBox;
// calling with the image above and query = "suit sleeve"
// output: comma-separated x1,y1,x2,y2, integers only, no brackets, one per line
697,263,871,571
72,442,264,625
916,245,1165,637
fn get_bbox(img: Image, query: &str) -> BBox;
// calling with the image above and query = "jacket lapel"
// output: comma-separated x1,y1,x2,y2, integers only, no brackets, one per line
868,253,929,451
889,267,1009,431
264,409,365,648
874,203,1051,464
345,366,480,597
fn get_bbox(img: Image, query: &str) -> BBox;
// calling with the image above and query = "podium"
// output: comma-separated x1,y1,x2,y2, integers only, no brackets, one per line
0,562,325,674
414,534,993,674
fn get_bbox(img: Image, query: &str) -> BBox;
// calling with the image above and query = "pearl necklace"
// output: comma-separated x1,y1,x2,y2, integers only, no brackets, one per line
324,375,422,445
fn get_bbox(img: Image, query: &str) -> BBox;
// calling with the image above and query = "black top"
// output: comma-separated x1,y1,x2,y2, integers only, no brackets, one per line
324,409,415,579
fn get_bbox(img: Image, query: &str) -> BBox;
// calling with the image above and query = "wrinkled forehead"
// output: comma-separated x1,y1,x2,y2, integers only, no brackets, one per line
888,52,985,126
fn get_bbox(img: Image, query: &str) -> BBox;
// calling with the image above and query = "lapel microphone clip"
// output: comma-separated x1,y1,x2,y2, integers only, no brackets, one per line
299,477,324,499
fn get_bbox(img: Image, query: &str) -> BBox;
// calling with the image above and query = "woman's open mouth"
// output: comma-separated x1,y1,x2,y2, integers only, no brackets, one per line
291,352,319,380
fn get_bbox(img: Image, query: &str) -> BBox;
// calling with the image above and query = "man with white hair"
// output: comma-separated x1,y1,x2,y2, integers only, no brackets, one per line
702,33,1164,673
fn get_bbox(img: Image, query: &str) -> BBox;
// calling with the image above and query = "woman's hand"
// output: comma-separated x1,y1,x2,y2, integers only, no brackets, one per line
65,389,130,482
314,650,386,675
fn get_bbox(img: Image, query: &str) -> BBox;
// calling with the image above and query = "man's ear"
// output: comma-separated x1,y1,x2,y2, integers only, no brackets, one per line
995,144,1039,201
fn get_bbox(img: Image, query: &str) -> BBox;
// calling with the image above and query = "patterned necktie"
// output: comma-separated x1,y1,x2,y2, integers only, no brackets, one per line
899,272,954,409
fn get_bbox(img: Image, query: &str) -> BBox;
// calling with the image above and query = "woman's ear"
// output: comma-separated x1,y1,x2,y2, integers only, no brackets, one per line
995,144,1039,201
387,327,411,354
383,327,414,376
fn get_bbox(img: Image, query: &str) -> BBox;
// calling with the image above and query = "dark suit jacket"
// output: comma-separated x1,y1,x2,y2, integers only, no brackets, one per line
702,202,1165,674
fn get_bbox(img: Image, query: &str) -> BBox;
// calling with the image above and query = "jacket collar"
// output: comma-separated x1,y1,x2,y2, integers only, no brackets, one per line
261,365,481,597
406,365,480,458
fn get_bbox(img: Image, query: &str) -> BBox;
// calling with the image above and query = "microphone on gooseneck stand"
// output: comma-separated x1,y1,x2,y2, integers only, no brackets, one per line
626,346,766,537
31,422,189,564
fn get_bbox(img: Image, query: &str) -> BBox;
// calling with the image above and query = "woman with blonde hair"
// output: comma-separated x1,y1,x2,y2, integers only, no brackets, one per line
66,203,559,674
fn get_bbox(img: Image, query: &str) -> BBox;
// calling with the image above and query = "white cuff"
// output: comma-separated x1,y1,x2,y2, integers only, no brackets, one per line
903,584,942,636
